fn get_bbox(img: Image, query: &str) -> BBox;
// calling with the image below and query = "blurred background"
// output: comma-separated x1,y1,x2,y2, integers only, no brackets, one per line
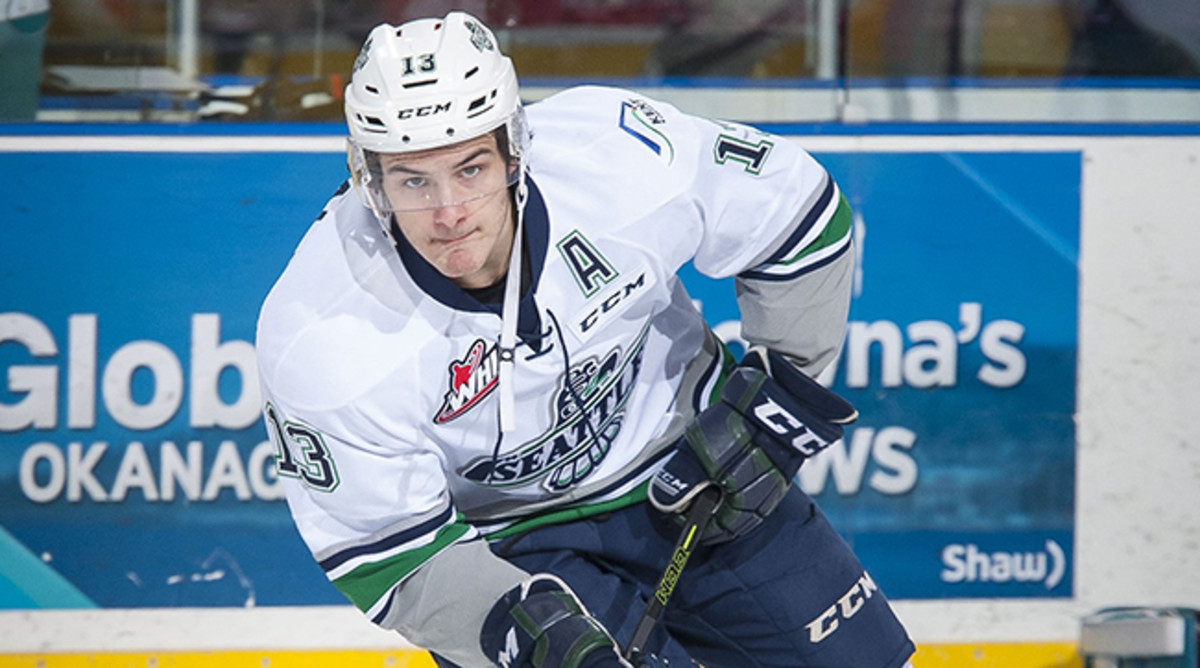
2,0,1198,123
3,3,1200,668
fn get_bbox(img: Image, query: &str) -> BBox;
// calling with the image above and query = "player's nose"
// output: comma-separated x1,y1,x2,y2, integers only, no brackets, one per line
431,200,469,229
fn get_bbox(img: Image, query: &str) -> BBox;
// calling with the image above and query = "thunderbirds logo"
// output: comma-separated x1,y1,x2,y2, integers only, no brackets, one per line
353,37,372,72
460,327,648,492
463,19,494,52
434,339,500,424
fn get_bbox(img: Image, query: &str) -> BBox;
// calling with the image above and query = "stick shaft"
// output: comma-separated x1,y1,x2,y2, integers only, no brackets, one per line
624,486,721,663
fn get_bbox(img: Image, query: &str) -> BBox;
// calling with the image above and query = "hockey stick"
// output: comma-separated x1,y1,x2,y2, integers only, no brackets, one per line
624,485,722,665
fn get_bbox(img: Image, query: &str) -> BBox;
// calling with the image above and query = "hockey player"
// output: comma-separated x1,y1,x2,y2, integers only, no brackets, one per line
256,11,916,668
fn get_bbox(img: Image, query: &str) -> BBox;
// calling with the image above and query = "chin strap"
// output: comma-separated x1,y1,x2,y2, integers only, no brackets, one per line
497,169,529,433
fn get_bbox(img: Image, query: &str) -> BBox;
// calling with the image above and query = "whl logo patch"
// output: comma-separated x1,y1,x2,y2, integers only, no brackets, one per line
434,339,499,424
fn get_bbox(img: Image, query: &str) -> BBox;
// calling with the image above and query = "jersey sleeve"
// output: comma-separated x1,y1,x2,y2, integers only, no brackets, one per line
524,86,850,281
254,194,528,666
735,245,854,376
261,386,528,667
652,103,853,377
528,85,854,376
676,107,854,375
263,395,469,612
684,115,852,281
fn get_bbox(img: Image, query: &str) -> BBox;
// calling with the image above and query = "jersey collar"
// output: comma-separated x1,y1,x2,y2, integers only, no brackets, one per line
392,175,550,319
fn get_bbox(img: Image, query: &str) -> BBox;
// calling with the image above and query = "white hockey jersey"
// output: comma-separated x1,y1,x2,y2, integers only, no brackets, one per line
256,85,851,640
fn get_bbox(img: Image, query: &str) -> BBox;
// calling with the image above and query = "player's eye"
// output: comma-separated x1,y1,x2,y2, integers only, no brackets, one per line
402,176,427,189
459,165,482,179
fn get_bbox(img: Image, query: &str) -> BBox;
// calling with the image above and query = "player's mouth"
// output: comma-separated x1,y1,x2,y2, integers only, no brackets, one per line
434,229,476,246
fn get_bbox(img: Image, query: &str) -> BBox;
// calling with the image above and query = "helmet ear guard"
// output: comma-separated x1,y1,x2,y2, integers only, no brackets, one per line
345,142,389,222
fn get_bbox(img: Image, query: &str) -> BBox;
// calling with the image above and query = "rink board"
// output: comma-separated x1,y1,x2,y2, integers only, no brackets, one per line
0,129,1086,662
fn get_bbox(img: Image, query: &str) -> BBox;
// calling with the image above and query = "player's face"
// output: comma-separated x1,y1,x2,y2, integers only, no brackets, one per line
379,134,514,289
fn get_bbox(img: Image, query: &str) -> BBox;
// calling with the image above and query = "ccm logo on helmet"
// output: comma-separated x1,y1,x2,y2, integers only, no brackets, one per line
398,102,451,119
804,571,880,643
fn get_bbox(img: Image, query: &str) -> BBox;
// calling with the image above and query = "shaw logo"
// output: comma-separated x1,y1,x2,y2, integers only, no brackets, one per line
940,540,1066,590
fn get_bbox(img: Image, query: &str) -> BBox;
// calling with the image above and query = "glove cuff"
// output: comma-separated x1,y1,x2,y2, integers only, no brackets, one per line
742,346,857,425
481,574,623,668
648,446,717,514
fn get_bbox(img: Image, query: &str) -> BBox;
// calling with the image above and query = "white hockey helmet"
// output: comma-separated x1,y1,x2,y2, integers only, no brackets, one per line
344,12,527,218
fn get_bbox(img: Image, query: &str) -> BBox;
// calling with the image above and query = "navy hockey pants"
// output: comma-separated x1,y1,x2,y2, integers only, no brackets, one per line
438,486,915,667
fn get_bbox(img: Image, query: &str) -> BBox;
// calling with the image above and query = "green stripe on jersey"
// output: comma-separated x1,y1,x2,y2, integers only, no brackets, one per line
704,338,738,406
486,481,651,541
782,193,852,265
333,520,473,612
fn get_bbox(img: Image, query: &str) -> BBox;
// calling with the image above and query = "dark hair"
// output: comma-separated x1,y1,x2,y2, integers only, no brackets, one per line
364,124,515,183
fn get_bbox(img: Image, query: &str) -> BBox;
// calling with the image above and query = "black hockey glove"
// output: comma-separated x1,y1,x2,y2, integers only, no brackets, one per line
480,574,633,668
649,346,857,546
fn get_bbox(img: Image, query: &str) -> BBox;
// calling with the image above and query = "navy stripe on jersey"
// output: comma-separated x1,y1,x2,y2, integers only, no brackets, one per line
371,587,400,625
799,237,853,275
319,502,455,572
371,591,396,625
365,536,485,625
747,172,834,269
691,341,734,413
739,176,854,282
744,237,853,283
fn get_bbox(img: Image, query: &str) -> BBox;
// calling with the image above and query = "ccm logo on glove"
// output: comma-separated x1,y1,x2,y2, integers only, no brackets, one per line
752,396,825,455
